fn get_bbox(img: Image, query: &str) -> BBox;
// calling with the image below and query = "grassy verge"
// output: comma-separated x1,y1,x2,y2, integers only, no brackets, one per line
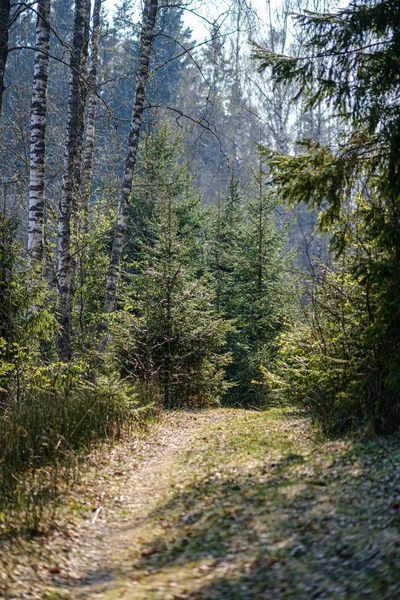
0,373,156,536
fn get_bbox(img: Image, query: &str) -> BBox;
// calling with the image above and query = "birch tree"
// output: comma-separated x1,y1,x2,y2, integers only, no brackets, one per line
0,0,11,114
57,0,91,361
104,0,158,313
81,0,101,231
72,0,90,204
28,0,51,263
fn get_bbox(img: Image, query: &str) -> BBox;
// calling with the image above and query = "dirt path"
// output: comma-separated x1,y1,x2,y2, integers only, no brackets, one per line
2,408,400,599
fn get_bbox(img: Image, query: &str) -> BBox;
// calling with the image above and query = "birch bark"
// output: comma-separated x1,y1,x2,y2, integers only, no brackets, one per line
72,0,90,204
0,0,11,114
104,0,158,313
81,0,101,232
28,0,51,263
56,0,91,362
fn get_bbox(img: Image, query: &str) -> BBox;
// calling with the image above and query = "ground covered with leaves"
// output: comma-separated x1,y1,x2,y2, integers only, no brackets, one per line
1,408,400,599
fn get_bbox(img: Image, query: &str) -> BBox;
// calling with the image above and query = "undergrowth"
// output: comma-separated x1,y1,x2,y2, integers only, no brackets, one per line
0,366,156,535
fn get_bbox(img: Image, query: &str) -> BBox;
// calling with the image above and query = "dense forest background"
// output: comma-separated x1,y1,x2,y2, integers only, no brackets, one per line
1,0,400,518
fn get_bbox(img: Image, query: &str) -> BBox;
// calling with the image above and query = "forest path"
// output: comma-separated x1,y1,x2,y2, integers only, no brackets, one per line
3,408,400,599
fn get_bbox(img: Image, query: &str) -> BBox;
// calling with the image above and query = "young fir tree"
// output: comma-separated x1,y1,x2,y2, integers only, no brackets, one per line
111,124,232,407
207,161,296,407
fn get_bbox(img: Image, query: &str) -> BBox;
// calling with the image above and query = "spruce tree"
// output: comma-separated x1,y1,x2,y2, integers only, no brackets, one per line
112,124,231,407
207,159,296,407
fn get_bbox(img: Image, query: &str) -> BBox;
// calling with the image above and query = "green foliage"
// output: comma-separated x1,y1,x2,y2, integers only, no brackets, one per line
71,201,116,354
258,139,357,231
252,1,400,129
254,0,400,433
0,215,57,397
265,252,397,433
262,191,400,433
112,124,232,407
206,169,297,407
0,216,154,527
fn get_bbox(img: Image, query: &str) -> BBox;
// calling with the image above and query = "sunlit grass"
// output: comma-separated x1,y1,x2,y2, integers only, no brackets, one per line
82,408,400,599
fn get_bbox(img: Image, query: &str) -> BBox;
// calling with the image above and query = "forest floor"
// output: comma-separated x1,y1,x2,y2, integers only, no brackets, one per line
1,407,400,600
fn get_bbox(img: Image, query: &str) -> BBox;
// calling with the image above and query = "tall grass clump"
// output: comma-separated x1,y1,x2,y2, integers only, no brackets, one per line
0,363,154,533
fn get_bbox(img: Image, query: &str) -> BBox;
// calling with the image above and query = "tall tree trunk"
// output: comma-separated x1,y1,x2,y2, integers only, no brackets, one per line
28,0,51,263
104,0,158,313
72,0,90,205
81,0,101,232
70,0,90,310
0,0,11,114
56,0,91,362
75,0,101,342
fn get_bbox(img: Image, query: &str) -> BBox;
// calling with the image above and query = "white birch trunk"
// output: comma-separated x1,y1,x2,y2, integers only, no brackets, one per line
81,0,101,232
70,0,90,305
56,0,91,362
72,0,91,205
28,0,51,263
104,0,158,314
